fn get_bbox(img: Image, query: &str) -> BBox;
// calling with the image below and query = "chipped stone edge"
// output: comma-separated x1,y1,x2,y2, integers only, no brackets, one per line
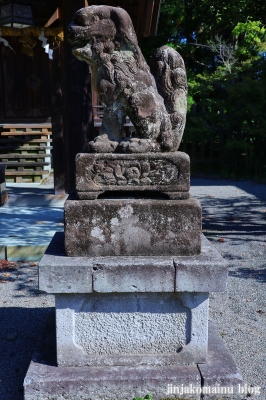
39,233,228,294
23,321,243,400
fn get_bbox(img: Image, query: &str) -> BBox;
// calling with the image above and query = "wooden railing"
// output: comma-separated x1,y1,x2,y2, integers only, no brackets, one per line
0,124,52,183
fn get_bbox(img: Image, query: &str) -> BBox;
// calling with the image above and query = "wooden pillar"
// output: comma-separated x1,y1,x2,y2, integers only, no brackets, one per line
52,0,93,194
0,48,4,120
49,44,65,194
150,0,161,36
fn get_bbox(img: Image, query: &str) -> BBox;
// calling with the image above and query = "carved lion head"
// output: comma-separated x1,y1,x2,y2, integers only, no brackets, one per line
68,6,140,67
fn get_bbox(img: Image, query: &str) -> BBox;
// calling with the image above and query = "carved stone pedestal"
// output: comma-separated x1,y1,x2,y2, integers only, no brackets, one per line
24,150,243,400
24,233,243,400
65,151,201,257
23,2,244,396
75,152,190,200
40,234,224,367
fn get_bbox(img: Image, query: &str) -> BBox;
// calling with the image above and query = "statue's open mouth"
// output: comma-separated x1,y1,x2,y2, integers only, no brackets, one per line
72,45,82,56
68,23,90,45
71,42,93,61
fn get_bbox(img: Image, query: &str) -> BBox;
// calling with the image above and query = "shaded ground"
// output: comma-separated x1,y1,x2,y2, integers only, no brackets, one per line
0,178,265,399
0,179,65,260
0,261,54,400
191,178,266,400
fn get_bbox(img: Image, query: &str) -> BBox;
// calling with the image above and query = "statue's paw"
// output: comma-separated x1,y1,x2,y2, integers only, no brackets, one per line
89,134,119,153
160,133,174,151
117,138,161,153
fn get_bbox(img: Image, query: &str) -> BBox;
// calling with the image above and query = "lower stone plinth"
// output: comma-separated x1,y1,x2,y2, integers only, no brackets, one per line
200,323,244,400
24,321,243,400
39,233,228,368
56,292,209,367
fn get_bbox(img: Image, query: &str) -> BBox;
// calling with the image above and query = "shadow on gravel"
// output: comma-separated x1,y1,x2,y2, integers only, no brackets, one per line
6,187,54,196
191,178,266,202
14,276,41,297
229,268,266,283
0,307,54,400
198,196,266,240
0,262,42,297
0,206,64,246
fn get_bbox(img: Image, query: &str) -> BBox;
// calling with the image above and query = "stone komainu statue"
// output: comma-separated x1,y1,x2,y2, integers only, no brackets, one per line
68,5,187,153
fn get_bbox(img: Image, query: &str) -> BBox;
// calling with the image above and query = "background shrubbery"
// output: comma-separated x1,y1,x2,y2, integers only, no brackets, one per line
141,0,266,180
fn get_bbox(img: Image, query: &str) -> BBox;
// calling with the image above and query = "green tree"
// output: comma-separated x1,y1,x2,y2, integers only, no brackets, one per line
141,1,266,178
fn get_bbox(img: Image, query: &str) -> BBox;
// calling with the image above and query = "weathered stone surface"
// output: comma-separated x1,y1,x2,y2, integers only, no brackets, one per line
150,46,188,150
77,190,189,200
25,363,201,400
39,233,228,294
68,6,187,153
92,257,175,292
39,262,93,294
55,292,209,367
64,197,202,257
175,235,228,292
39,232,94,293
24,320,242,400
198,322,243,399
75,151,190,198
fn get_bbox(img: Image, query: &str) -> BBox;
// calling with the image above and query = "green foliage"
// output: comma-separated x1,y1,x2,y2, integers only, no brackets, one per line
141,0,266,179
133,395,153,400
232,20,266,61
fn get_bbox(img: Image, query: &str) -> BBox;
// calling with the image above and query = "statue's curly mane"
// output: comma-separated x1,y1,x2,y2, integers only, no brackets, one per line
68,6,187,153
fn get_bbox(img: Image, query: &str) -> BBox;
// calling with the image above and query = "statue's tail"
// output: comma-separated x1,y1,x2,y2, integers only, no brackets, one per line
150,46,188,150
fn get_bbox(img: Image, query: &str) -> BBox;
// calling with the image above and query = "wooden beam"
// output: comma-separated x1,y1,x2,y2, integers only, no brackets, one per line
0,49,4,120
150,0,161,36
44,7,61,27
61,0,94,194
49,0,94,194
135,1,146,39
49,43,65,194
143,0,155,37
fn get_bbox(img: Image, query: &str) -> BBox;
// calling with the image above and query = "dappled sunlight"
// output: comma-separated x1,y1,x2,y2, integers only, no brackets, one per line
0,206,64,246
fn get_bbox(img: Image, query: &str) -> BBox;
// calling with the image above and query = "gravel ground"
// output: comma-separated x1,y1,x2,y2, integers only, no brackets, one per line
190,178,266,400
0,178,265,400
0,262,55,400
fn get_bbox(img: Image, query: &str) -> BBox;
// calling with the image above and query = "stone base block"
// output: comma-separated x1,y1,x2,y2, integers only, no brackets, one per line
64,197,202,257
24,321,243,400
39,233,228,294
56,292,209,367
75,152,190,199
39,233,228,368
6,244,48,262
199,323,244,400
